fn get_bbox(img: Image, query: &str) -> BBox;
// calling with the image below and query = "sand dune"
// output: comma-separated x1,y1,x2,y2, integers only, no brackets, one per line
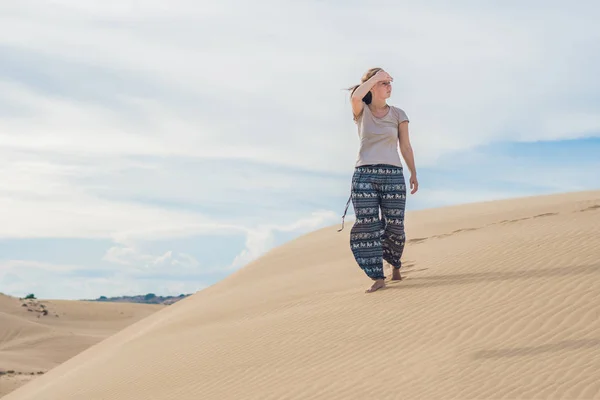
0,294,163,397
4,190,600,399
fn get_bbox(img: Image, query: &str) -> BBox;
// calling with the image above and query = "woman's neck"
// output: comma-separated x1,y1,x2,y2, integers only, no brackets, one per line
370,99,388,110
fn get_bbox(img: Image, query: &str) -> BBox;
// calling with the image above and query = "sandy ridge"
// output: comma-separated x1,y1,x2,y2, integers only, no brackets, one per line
3,190,600,399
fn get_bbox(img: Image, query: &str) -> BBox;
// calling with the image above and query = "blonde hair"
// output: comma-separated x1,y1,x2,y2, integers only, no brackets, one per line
347,67,383,105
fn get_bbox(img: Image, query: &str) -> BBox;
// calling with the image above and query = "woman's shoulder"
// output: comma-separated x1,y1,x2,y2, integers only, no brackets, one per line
390,105,409,123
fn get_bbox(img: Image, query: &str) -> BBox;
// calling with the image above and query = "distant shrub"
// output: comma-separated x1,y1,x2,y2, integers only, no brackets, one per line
24,293,36,300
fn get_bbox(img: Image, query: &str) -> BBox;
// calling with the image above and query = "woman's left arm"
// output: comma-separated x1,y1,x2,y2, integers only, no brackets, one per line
399,121,419,194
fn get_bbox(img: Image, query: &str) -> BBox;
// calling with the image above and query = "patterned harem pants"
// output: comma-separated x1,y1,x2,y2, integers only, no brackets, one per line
339,164,407,280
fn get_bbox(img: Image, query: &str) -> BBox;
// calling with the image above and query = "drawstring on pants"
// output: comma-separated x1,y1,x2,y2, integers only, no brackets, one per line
338,169,362,232
337,194,352,232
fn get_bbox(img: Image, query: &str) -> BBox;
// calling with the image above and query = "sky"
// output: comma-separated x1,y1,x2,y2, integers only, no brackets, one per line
0,1,599,300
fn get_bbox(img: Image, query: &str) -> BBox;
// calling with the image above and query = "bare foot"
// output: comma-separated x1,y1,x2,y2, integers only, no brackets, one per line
391,268,402,281
365,279,386,293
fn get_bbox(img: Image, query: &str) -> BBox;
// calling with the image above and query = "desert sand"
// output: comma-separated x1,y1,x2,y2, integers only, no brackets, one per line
0,295,163,397
3,190,600,399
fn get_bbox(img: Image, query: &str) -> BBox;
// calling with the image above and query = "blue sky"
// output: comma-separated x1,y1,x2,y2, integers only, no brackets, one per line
0,1,599,300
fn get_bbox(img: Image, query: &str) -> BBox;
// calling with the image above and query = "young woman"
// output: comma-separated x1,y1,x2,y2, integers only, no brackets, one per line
339,67,418,293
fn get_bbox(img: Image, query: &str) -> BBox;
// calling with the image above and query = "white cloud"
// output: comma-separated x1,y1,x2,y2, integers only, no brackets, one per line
0,189,213,240
0,260,86,273
0,144,347,241
103,246,167,266
230,228,275,271
103,246,200,270
230,210,339,269
1,1,598,171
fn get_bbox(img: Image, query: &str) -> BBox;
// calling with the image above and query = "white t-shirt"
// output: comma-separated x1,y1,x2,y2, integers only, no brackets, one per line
354,103,409,168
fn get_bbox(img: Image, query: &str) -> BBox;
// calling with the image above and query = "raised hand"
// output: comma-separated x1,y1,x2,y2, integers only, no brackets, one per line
373,69,393,83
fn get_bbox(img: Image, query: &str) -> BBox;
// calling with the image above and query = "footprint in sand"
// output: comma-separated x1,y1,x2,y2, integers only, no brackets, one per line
579,205,600,212
500,217,531,224
408,227,479,244
452,227,479,234
533,212,558,218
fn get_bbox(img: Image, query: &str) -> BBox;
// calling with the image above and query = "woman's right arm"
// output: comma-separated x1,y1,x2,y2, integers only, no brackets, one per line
351,77,375,119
